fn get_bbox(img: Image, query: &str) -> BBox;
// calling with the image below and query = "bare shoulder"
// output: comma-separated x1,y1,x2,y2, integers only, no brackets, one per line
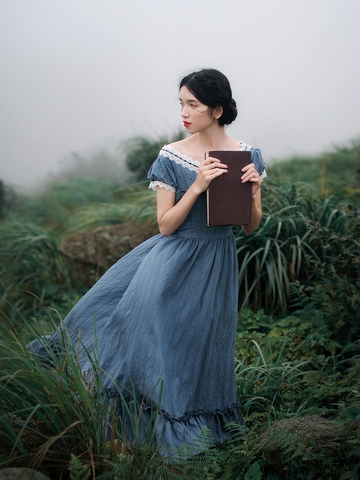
168,137,193,154
227,137,242,150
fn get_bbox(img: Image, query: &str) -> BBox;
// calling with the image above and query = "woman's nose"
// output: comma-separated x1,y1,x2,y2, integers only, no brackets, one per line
181,105,189,117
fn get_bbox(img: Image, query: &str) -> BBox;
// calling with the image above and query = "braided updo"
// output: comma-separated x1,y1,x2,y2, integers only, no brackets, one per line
179,68,238,126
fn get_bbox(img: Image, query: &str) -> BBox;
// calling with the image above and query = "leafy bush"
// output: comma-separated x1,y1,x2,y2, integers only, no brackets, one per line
123,131,185,181
235,180,360,316
0,178,20,220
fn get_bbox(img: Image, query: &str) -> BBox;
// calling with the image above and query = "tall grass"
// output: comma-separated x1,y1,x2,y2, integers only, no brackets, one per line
269,136,360,204
16,176,124,233
0,295,359,479
0,312,172,479
1,136,360,478
235,339,313,425
234,181,360,313
0,222,76,325
61,189,157,236
0,186,158,323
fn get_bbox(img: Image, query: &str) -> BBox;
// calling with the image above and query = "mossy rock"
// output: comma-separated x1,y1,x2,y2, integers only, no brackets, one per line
59,220,158,286
0,469,49,480
257,415,356,479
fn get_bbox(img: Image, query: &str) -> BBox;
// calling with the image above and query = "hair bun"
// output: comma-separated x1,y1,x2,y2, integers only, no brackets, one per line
179,68,238,126
221,98,237,126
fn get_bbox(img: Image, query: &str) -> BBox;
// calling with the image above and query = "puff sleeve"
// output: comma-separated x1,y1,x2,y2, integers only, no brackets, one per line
251,147,267,181
148,151,178,193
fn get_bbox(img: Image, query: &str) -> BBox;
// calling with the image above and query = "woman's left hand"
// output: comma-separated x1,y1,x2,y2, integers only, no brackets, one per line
241,163,261,197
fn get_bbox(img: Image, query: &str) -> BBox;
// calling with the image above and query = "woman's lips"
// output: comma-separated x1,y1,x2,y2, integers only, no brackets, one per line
183,121,191,127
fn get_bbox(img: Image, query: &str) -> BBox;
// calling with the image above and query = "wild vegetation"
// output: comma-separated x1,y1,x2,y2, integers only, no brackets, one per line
0,136,359,479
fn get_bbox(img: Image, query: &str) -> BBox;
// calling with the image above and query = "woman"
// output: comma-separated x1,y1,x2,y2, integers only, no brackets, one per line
28,68,266,459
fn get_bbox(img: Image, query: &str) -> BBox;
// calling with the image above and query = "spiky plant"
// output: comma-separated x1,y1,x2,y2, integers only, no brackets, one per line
234,181,359,313
0,313,169,479
0,221,75,323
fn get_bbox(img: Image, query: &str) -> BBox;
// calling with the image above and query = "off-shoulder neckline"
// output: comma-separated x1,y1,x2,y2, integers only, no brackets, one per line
161,142,249,166
161,145,200,166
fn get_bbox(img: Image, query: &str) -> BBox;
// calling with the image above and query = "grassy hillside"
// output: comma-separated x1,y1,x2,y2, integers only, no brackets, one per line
0,136,359,478
269,137,360,205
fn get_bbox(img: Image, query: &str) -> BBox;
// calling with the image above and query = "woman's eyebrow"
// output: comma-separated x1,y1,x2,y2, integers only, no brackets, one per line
179,97,199,103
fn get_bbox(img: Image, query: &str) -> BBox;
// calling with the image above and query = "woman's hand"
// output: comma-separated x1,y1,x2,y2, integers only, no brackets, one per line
156,157,228,236
241,162,262,234
241,163,261,197
193,157,228,194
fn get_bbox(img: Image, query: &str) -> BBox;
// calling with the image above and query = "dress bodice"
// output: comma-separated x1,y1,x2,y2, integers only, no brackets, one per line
175,191,233,239
148,143,266,239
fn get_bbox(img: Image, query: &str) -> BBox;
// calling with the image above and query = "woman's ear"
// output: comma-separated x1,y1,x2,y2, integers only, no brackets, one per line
213,105,223,120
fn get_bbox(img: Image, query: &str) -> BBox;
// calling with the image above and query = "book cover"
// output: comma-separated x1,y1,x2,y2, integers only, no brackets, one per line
206,150,252,226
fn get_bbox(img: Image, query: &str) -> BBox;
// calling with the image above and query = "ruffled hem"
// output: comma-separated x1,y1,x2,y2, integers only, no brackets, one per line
105,387,241,425
104,387,244,458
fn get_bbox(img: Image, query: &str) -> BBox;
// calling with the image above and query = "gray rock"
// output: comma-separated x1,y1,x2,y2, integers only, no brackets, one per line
0,469,49,480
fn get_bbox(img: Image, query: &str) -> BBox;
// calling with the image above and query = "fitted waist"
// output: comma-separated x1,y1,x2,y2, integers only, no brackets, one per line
175,224,234,239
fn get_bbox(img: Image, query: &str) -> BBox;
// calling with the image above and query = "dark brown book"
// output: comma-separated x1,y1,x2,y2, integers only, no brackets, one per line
206,150,252,226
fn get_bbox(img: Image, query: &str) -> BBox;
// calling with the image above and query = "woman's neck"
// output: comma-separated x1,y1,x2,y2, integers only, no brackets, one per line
193,124,229,152
195,132,228,152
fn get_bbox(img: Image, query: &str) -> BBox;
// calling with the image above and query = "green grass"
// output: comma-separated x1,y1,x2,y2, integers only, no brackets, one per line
234,180,360,314
0,313,174,479
0,307,359,479
0,135,360,478
269,136,360,205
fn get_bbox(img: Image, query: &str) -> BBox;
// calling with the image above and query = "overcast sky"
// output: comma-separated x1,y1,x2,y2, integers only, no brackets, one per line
1,0,360,188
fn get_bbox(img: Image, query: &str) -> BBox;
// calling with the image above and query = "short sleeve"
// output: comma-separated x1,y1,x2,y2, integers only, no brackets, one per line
148,150,178,193
251,147,267,181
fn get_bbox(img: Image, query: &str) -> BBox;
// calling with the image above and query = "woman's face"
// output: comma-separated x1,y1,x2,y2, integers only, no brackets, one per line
179,86,220,134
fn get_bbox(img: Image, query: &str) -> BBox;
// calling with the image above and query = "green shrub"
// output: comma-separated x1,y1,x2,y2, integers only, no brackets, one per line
235,181,360,315
123,131,185,181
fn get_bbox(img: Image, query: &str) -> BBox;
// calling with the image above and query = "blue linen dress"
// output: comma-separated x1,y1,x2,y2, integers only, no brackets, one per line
27,142,266,457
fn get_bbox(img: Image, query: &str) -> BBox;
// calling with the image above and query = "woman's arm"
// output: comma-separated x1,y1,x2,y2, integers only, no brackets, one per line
240,163,262,235
157,157,228,237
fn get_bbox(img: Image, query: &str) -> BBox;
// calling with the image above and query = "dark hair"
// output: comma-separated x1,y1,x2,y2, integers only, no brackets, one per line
179,68,237,126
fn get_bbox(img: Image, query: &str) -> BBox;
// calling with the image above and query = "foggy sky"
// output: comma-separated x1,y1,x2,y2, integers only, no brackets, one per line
1,0,360,188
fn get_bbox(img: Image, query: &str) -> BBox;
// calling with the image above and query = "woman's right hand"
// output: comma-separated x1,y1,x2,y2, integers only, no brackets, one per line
193,157,228,194
157,157,227,237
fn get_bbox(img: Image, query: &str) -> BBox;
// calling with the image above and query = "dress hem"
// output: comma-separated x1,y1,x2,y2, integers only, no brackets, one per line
104,387,243,426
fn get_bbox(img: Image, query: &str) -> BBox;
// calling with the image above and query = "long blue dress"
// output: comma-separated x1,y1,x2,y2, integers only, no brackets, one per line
27,142,266,457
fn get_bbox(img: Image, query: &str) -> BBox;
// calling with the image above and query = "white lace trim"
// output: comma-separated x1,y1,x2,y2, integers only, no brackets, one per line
160,145,199,172
149,180,176,193
239,141,252,152
153,143,266,185
239,142,266,181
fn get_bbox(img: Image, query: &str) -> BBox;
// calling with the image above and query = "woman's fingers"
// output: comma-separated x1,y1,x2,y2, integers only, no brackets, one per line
241,164,260,184
200,158,228,178
202,157,228,170
195,157,228,192
241,163,261,197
